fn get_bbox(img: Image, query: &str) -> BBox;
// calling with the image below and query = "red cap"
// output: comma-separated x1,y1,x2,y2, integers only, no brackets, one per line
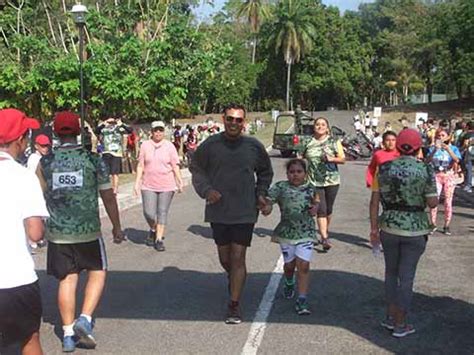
54,111,81,136
396,129,422,155
35,134,51,146
0,109,40,144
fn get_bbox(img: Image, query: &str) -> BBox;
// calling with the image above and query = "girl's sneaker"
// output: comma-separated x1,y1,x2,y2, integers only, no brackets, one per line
283,282,295,299
322,238,332,251
295,299,311,315
283,276,295,299
392,324,416,338
380,316,395,330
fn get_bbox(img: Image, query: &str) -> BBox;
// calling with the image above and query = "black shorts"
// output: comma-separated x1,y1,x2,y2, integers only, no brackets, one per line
102,153,122,175
0,281,42,347
210,223,254,247
317,185,340,217
47,239,108,280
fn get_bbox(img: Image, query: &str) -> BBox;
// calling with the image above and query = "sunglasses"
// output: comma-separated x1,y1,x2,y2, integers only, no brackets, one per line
152,127,165,132
225,116,244,124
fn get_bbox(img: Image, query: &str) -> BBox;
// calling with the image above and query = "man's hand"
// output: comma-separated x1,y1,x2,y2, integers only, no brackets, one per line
112,226,126,244
257,196,272,216
369,228,380,247
206,189,222,205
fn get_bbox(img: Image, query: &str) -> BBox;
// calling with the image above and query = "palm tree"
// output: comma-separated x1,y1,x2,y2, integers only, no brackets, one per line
237,0,270,64
268,0,317,110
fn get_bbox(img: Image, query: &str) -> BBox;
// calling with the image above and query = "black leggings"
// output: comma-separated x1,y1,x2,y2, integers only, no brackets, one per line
317,185,339,218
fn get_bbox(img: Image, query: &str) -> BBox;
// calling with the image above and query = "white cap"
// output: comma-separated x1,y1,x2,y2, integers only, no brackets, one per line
151,121,165,129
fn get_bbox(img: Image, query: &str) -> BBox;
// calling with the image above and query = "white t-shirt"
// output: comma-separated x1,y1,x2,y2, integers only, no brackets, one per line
353,121,363,131
27,152,41,173
0,152,49,289
371,117,379,127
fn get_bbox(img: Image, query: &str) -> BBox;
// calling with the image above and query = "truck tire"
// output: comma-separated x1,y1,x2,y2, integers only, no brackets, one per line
280,150,293,158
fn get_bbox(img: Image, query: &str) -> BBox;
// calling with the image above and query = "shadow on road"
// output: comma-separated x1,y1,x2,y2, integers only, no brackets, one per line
187,224,213,239
36,268,474,354
330,232,372,250
123,228,148,245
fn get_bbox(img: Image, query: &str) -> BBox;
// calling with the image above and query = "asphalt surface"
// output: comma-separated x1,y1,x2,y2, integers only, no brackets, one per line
20,112,474,354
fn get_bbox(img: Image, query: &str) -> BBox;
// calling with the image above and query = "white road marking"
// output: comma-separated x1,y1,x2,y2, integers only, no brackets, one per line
241,255,284,355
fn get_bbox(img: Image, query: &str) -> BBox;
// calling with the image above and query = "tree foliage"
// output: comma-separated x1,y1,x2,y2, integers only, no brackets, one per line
0,0,472,121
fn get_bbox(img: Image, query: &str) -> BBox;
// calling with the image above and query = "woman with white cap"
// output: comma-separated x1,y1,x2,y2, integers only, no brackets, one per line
134,120,183,251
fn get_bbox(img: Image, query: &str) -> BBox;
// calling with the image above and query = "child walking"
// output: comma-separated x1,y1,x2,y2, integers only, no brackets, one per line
262,159,319,315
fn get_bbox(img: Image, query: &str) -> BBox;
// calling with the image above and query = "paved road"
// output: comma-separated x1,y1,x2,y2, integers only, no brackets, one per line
29,111,473,354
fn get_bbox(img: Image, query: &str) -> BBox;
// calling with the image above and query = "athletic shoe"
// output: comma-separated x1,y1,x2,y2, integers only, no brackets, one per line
145,230,155,246
380,317,395,330
73,316,96,349
442,227,452,236
283,278,295,299
154,240,165,252
392,324,416,338
62,336,76,353
225,302,242,324
429,226,437,236
322,238,332,251
462,186,472,193
295,299,311,315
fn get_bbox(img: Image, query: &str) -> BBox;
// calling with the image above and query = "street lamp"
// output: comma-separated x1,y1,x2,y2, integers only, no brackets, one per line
71,4,88,147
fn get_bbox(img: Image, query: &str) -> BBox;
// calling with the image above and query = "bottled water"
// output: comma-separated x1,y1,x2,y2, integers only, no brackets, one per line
372,242,383,259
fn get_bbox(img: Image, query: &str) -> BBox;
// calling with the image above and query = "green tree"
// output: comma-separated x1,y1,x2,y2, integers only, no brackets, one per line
237,0,270,64
267,0,317,110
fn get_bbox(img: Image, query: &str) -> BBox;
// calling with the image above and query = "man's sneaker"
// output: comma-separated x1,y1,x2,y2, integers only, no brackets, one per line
62,335,76,353
73,316,96,349
429,226,437,236
442,226,452,236
145,230,155,246
392,324,416,338
380,317,395,330
225,302,242,324
295,298,311,315
154,240,165,252
463,186,472,193
283,279,295,299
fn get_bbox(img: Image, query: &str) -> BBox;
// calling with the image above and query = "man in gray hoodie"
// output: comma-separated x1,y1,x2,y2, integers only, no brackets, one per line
190,103,273,325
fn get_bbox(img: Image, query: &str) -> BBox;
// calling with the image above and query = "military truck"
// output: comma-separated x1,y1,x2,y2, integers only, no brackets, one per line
272,108,315,157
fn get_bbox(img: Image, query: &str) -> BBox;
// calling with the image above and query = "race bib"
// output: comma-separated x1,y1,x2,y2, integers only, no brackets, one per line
109,143,120,151
52,170,84,190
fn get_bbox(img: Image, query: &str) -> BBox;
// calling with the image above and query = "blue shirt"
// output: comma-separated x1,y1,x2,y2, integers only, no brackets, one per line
428,144,461,172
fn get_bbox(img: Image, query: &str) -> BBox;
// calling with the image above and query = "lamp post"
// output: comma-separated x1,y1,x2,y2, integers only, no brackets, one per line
71,4,88,147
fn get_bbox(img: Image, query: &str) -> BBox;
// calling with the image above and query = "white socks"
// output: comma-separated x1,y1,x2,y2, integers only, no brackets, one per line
63,324,74,337
80,313,92,323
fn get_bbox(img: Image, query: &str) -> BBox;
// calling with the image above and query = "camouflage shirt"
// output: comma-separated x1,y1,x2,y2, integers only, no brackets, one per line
97,123,131,157
302,136,344,187
373,156,437,237
267,181,317,244
40,144,111,244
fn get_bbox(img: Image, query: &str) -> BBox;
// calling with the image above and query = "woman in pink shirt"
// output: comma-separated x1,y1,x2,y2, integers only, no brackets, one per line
134,121,183,251
366,131,399,187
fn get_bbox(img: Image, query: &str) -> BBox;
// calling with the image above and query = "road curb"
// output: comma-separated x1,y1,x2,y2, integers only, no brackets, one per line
99,169,192,218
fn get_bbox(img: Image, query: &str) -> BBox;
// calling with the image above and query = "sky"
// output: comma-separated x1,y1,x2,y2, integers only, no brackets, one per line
193,0,374,21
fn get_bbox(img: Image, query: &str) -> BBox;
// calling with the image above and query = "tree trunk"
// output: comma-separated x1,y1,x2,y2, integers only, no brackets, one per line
286,60,292,111
426,77,433,104
251,36,257,64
